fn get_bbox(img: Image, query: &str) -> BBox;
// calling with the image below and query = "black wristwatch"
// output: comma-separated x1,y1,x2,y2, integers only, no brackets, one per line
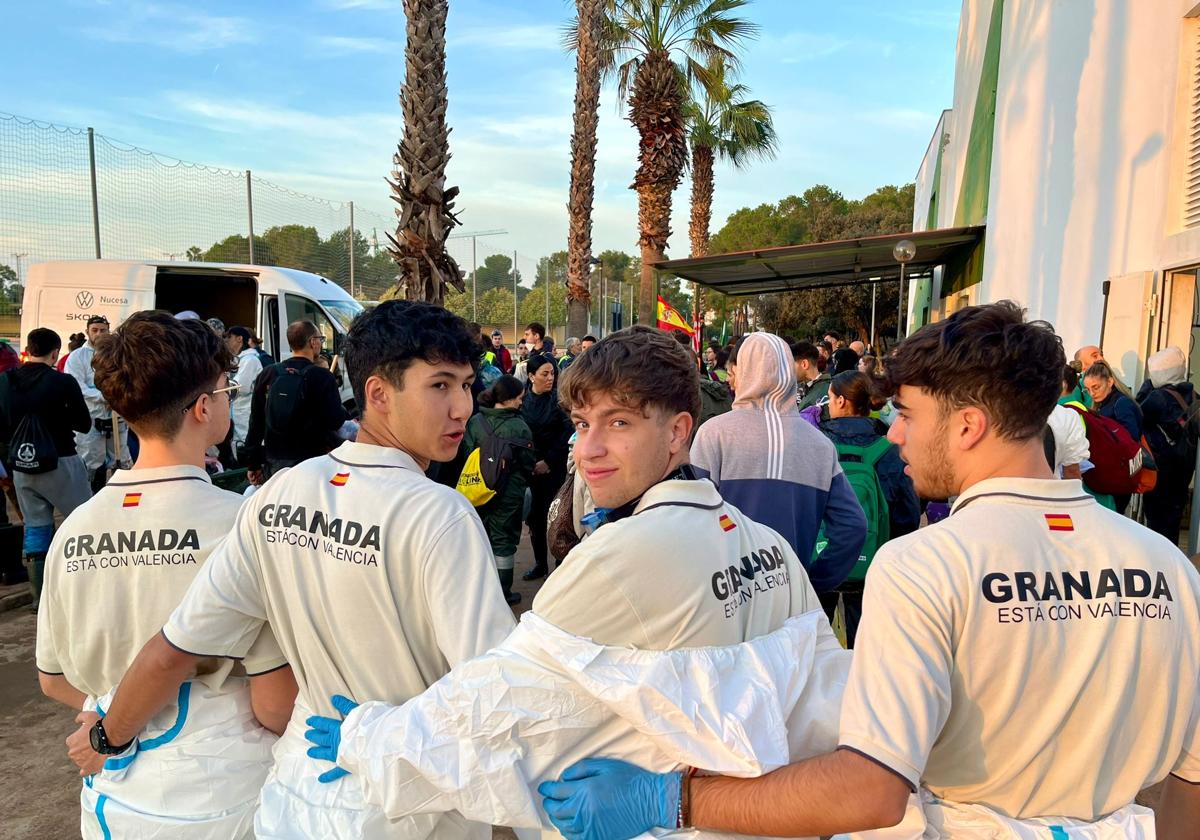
89,719,134,755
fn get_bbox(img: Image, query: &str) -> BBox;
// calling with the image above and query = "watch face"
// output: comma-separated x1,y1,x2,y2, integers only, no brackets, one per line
89,721,103,753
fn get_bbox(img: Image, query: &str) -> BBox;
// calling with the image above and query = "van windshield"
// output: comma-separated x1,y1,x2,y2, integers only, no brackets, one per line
321,299,364,333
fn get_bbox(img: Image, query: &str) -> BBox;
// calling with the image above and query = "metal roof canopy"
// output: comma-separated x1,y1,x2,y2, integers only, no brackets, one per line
653,225,985,297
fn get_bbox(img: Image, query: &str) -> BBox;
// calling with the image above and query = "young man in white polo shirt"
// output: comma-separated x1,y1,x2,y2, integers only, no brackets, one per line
66,301,517,840
41,311,294,839
292,326,845,835
538,302,1200,839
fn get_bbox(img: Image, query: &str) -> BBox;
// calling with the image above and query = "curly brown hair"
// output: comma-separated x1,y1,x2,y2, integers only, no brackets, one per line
93,311,233,439
559,325,700,422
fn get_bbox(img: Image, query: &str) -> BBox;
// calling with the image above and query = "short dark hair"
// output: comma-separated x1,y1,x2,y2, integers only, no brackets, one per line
87,315,109,327
714,348,729,368
581,335,597,344
670,330,692,348
226,325,251,345
26,328,62,357
342,300,478,409
824,330,842,342
887,301,1064,441
525,322,545,339
287,320,321,351
559,325,700,423
791,341,819,364
93,311,232,439
818,340,833,354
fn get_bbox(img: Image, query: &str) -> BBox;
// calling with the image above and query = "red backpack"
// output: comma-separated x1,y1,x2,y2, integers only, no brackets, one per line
1065,403,1157,494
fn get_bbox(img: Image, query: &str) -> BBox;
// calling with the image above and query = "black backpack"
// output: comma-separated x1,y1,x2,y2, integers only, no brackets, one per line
265,365,307,438
0,373,59,474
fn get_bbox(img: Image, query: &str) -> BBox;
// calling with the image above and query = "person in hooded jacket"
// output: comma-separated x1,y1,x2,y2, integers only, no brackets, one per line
521,354,572,581
1139,346,1198,544
691,332,866,593
0,328,92,603
462,375,535,605
818,371,920,647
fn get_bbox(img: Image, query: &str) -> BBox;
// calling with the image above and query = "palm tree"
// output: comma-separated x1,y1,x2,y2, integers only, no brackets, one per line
579,0,758,327
566,0,605,338
384,0,463,305
686,61,775,259
685,59,775,333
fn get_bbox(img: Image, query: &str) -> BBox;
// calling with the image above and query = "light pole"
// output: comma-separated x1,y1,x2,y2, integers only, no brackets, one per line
588,256,602,336
892,239,916,343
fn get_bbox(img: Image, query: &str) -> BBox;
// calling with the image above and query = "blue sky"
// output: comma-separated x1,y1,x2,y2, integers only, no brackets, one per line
3,0,962,266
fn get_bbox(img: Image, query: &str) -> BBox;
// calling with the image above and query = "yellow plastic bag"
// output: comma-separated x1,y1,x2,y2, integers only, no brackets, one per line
456,448,496,507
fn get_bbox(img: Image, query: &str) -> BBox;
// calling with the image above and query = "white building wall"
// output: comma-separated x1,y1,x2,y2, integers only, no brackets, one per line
981,0,1193,369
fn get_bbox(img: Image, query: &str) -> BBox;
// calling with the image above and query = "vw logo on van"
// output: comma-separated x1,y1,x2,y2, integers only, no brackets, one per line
76,291,94,309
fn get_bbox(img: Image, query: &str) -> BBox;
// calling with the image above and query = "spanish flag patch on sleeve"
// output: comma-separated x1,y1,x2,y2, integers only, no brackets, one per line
1044,513,1074,532
122,492,142,508
719,514,736,532
329,472,350,487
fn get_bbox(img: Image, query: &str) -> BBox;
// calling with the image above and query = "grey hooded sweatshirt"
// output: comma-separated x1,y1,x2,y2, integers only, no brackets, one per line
690,332,866,591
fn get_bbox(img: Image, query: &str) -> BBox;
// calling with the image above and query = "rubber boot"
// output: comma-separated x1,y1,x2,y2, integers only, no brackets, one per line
23,551,46,608
90,467,108,495
498,568,521,606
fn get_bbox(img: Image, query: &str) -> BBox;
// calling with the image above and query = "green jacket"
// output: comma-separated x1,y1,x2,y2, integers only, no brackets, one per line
798,373,832,410
461,406,535,557
698,379,732,428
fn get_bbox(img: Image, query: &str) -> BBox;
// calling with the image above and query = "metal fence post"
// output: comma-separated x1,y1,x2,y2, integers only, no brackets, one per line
348,201,356,297
246,170,255,264
87,128,101,258
544,260,549,334
513,250,518,341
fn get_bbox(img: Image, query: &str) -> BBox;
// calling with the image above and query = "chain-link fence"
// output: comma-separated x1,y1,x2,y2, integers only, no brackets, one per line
0,111,404,309
0,111,592,340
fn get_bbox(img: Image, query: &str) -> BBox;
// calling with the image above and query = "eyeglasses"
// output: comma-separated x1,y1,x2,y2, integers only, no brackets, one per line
182,380,239,412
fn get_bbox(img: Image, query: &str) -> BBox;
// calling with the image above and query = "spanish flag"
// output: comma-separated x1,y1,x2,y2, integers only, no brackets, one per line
719,514,736,532
329,472,350,487
122,493,142,508
656,296,694,336
1044,513,1073,532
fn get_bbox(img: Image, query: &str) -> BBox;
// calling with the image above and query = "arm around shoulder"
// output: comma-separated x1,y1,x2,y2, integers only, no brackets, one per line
1157,774,1200,840
249,665,297,735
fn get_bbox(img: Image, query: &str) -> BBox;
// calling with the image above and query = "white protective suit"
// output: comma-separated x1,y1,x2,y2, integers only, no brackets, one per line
82,681,278,840
64,342,130,473
338,609,849,840
231,346,263,449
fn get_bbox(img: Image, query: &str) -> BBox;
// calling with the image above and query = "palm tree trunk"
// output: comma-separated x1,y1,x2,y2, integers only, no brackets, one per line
630,49,688,327
566,0,603,339
688,143,714,259
384,0,462,305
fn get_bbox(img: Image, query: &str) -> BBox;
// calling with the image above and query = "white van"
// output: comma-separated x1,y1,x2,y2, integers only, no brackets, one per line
20,260,364,406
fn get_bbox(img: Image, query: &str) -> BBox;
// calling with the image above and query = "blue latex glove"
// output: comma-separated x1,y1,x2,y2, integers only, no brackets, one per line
538,758,680,840
304,694,359,783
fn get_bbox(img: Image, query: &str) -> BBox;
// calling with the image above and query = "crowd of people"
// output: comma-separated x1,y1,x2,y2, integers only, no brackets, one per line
3,298,1199,840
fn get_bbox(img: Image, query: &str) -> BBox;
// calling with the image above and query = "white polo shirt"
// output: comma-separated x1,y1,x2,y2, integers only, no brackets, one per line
36,465,285,699
839,477,1200,821
533,477,821,648
163,441,516,716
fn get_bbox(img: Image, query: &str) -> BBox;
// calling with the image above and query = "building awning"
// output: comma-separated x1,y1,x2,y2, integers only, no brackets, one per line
653,225,985,296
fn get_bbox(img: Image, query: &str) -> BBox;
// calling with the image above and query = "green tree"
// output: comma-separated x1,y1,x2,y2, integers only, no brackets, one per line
202,234,266,264
469,253,521,295
186,246,203,262
520,283,568,327
262,225,322,273
477,287,518,326
534,251,569,288
703,183,916,344
584,0,759,327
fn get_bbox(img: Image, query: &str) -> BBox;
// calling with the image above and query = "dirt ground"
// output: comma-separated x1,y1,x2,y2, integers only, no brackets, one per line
0,535,547,840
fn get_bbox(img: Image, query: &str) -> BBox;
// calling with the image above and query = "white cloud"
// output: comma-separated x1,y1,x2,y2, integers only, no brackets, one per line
83,3,257,53
450,23,564,52
312,35,392,54
761,30,852,63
